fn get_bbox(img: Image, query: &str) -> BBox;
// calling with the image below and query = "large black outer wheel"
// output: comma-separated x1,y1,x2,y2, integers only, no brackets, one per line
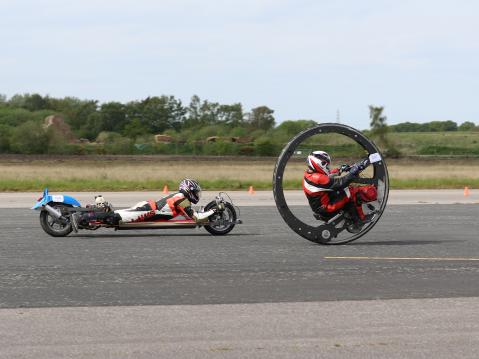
203,202,237,235
39,203,73,237
273,123,389,245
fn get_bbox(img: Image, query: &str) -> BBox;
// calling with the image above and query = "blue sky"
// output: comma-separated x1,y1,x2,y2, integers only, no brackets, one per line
1,0,478,128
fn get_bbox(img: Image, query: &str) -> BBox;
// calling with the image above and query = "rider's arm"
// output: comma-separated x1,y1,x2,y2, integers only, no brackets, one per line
192,209,215,222
326,160,368,190
327,172,357,190
307,171,357,191
179,200,215,223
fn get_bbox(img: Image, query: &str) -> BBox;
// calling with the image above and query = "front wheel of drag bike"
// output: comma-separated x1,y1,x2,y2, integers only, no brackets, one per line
203,202,237,236
39,203,73,237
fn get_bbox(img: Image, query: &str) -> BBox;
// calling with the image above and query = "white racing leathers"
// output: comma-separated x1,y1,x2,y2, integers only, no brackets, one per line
114,192,214,224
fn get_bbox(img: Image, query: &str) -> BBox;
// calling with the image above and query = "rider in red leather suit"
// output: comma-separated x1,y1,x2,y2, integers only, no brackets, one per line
303,151,374,221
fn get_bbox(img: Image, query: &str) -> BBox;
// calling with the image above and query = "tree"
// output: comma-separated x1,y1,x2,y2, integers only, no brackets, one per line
99,102,127,132
24,94,49,111
126,96,186,133
47,97,98,130
369,106,388,137
0,124,11,152
10,121,48,154
218,103,244,126
458,121,476,131
80,112,104,140
369,106,401,157
123,118,150,139
185,95,202,127
185,96,244,128
247,106,275,130
428,120,457,132
275,120,317,135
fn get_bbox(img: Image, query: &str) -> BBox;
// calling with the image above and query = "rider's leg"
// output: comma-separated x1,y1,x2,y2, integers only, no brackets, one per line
323,191,350,213
77,211,122,226
348,185,378,221
313,191,350,220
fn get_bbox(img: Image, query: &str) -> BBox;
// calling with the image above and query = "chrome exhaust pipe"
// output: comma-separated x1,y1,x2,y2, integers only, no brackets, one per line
44,204,63,219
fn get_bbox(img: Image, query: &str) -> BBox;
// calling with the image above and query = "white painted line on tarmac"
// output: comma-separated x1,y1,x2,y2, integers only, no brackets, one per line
324,256,479,261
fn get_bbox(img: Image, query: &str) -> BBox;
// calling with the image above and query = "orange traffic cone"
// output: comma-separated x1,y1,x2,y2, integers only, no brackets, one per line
248,186,256,195
464,186,470,197
163,185,169,194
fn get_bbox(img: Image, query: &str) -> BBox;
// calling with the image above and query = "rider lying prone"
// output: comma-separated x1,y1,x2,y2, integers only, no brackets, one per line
73,179,217,230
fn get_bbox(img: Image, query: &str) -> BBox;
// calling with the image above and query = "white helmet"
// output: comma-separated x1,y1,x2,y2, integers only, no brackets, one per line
95,195,107,208
307,151,331,174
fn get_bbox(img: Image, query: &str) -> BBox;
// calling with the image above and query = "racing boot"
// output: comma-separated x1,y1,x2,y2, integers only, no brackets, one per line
70,213,80,233
344,202,365,234
103,212,122,225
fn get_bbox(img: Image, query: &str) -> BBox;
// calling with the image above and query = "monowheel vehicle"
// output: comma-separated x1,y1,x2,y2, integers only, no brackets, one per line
273,123,389,245
32,188,241,237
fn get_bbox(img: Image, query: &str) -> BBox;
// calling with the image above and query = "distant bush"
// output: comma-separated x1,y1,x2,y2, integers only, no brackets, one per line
390,120,460,132
0,125,12,152
254,139,281,156
458,121,477,131
103,136,135,154
10,121,49,154
418,145,479,156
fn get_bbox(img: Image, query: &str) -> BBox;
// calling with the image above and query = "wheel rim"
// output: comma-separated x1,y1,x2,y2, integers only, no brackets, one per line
45,207,70,233
210,207,234,231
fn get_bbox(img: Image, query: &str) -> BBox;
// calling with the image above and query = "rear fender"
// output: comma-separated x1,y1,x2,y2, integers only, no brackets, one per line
32,188,81,210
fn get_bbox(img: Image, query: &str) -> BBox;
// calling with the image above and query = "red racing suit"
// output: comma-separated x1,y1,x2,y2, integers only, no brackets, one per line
303,168,378,220
303,168,353,218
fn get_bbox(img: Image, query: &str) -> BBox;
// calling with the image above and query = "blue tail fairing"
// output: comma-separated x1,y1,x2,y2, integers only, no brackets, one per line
31,188,81,209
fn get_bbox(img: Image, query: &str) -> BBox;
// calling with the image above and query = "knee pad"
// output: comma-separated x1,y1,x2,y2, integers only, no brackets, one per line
359,186,377,202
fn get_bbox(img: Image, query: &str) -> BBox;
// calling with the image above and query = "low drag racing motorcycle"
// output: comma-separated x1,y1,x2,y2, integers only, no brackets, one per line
32,188,241,237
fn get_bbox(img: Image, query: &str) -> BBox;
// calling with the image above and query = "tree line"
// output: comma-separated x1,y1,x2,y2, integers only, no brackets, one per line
0,93,312,155
0,94,477,156
0,93,275,139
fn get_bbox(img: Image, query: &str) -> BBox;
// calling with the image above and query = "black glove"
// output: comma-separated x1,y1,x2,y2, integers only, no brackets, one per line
339,164,351,174
349,164,361,176
357,158,370,171
349,158,370,176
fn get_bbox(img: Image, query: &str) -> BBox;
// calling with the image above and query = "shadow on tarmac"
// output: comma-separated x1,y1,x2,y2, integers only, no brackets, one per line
352,239,462,246
70,232,260,239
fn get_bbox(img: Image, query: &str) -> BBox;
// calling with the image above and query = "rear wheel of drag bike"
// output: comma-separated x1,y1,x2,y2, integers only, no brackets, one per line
39,203,73,237
203,202,237,235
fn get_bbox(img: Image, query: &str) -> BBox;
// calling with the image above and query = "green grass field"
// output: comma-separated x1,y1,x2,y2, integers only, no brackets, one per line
1,156,478,191
390,131,479,155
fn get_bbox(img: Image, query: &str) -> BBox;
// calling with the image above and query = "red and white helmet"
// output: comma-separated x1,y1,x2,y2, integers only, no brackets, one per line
307,150,331,174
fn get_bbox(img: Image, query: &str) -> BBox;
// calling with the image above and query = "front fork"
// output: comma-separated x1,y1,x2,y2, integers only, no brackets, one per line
215,196,226,212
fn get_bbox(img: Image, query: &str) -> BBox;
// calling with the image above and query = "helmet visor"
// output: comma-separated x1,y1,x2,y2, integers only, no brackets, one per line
322,161,330,173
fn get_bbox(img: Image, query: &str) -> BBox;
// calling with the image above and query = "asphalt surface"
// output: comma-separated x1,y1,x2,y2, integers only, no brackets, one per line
2,298,479,359
2,203,479,358
1,205,479,308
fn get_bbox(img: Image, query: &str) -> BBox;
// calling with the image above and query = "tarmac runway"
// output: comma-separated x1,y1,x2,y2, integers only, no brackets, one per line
1,197,479,358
